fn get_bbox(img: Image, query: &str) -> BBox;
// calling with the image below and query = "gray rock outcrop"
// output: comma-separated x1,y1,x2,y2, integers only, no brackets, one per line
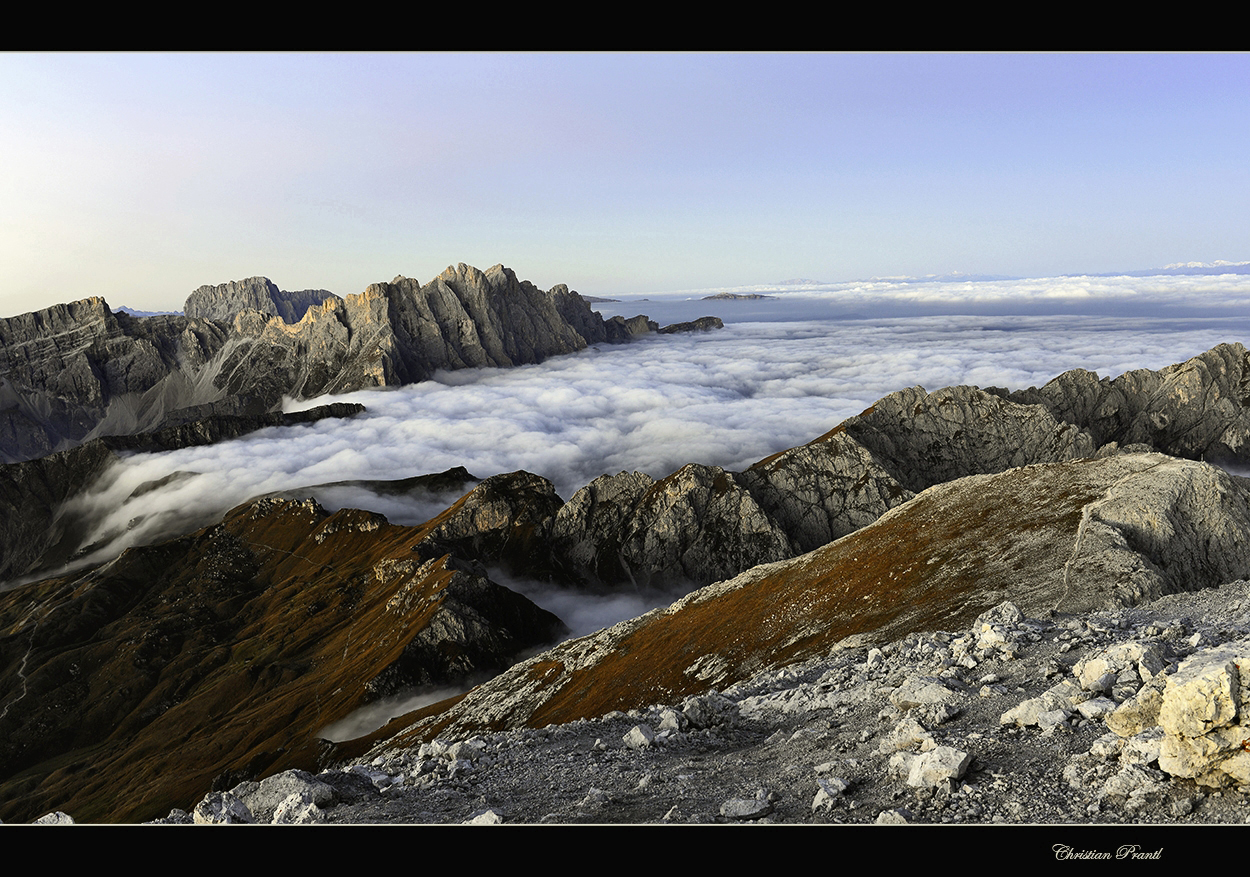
0,264,660,464
657,316,724,334
551,464,793,589
1007,342,1250,464
417,470,565,579
604,315,658,341
184,277,340,323
542,383,1100,589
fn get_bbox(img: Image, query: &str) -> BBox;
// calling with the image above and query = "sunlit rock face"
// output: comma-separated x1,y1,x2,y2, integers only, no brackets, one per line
1008,342,1250,465
0,264,621,464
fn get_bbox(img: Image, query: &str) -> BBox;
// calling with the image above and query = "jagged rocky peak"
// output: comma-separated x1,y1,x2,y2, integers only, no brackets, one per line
184,277,341,323
0,262,682,464
0,297,231,462
380,452,1250,748
1008,342,1250,465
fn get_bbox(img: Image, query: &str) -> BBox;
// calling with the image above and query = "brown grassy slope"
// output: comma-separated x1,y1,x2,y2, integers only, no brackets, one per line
386,454,1250,745
0,497,561,823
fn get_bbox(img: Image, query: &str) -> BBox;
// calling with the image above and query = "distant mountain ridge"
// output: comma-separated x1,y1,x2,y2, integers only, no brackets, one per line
0,263,678,464
183,277,339,323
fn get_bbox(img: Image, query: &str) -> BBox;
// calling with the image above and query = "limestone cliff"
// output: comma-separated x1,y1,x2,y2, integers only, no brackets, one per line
184,277,340,323
0,264,643,463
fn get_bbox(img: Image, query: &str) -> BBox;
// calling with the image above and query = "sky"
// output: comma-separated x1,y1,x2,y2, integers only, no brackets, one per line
2,52,1249,317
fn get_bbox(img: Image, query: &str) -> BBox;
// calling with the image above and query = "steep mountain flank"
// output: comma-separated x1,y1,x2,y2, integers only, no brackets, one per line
184,277,339,323
0,263,667,464
0,442,118,584
375,454,1250,746
0,496,565,824
1006,341,1250,464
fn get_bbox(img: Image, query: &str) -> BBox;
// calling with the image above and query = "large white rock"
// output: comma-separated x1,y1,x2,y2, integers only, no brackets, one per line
1075,642,1165,692
890,676,958,711
192,791,256,824
1158,639,1250,738
623,724,656,750
906,746,973,788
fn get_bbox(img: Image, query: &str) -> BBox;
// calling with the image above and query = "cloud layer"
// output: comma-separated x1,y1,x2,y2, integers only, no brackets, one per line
54,306,1250,584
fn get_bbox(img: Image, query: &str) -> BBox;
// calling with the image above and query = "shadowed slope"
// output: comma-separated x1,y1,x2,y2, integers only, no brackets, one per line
0,495,564,823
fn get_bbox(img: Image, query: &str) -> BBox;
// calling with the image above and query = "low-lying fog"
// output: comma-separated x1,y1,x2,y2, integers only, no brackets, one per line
36,278,1250,651
28,274,1250,741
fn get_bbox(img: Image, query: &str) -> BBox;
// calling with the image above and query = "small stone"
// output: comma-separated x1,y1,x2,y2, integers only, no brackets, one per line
463,808,505,825
720,792,774,820
622,724,655,750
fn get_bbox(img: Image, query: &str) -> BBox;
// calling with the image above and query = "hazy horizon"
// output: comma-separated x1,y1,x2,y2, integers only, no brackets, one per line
12,260,1250,324
3,53,1248,316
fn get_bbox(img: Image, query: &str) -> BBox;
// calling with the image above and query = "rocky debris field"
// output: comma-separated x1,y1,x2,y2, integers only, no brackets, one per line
141,577,1250,828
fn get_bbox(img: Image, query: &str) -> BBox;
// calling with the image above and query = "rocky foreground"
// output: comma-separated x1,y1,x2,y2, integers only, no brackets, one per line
150,578,1250,827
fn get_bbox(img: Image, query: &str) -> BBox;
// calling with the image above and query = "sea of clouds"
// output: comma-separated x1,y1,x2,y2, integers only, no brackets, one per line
41,271,1250,739
56,291,1250,583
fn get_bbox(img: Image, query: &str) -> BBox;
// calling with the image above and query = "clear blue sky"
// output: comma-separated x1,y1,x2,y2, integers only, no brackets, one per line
1,52,1247,315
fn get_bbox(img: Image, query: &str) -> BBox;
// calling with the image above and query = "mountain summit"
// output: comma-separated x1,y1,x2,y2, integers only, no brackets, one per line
0,263,664,464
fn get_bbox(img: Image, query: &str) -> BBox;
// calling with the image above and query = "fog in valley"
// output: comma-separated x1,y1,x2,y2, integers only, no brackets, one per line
22,272,1250,740
15,274,1248,643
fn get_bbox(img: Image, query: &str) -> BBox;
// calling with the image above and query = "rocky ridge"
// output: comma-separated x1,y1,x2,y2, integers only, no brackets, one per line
0,263,694,464
163,580,1250,826
7,339,1250,825
184,277,339,324
542,344,1250,591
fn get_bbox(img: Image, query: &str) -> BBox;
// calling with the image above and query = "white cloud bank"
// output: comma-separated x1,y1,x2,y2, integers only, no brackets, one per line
654,271,1250,318
51,306,1250,584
